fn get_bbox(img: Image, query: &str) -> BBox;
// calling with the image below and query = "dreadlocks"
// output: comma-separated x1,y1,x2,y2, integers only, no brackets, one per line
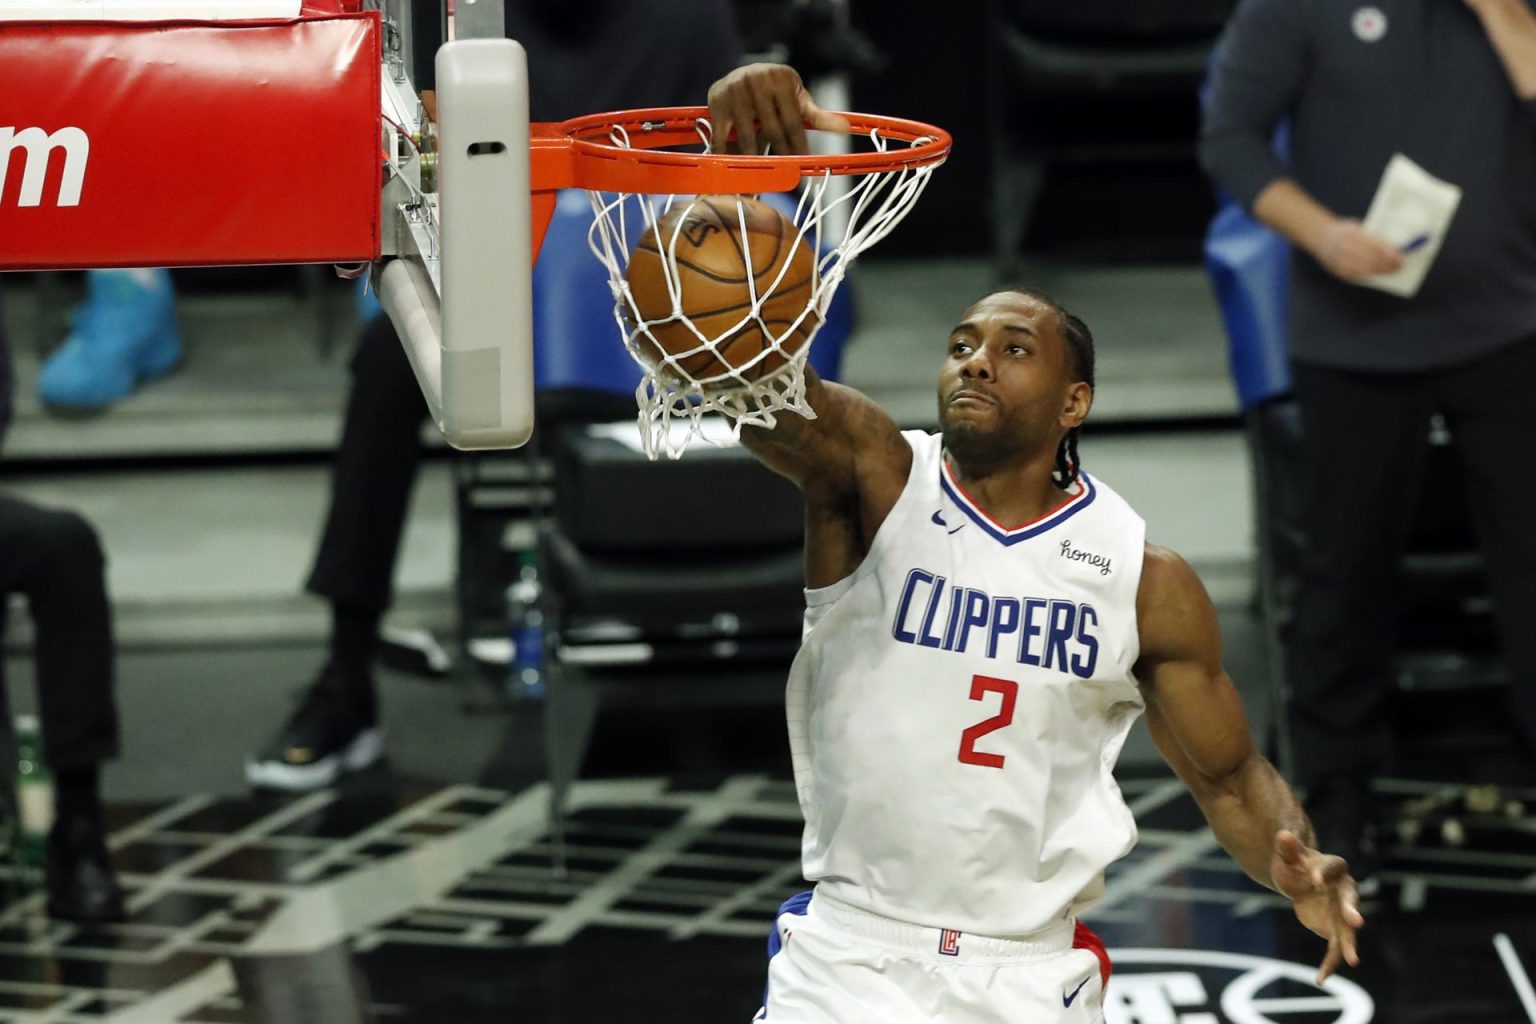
1005,288,1096,489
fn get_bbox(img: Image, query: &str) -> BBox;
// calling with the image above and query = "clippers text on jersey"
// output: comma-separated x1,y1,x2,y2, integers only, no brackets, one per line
890,568,1101,679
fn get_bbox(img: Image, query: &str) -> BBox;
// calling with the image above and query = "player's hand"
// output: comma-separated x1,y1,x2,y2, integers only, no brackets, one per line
1310,218,1405,281
707,63,850,156
1269,830,1363,984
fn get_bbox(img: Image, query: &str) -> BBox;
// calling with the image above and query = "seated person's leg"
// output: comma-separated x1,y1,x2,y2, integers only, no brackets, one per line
246,315,428,791
0,494,124,922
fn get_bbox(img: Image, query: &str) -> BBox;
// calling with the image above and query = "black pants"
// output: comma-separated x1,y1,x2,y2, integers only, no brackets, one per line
306,315,430,613
0,495,119,768
304,315,634,615
1287,336,1536,792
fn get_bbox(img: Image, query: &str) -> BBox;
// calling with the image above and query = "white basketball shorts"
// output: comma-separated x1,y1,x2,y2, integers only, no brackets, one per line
752,889,1111,1023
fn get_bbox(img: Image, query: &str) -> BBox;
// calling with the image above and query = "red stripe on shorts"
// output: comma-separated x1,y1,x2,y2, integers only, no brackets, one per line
1072,922,1112,986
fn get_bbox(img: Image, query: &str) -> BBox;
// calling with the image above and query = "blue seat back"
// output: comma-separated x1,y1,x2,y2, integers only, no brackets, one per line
1205,197,1292,408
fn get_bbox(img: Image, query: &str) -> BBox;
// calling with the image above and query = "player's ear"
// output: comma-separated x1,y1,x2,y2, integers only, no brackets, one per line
1061,381,1092,430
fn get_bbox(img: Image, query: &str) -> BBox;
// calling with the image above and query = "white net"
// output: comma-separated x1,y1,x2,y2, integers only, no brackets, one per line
585,118,939,459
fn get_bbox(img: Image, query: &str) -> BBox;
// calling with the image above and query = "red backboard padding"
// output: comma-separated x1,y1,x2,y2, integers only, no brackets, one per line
0,12,381,269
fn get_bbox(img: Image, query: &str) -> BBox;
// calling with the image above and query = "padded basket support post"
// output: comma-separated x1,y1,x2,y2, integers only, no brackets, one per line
377,39,537,450
436,39,534,449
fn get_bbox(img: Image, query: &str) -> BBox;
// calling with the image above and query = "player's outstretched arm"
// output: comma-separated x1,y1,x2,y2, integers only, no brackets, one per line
1133,544,1363,983
740,367,908,497
738,368,910,588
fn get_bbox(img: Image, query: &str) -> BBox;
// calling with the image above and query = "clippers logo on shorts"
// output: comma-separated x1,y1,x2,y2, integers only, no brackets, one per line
1105,949,1374,1024
0,126,89,208
938,928,961,956
1351,6,1388,42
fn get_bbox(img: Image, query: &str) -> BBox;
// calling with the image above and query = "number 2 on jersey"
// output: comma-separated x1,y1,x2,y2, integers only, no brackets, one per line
957,674,1018,769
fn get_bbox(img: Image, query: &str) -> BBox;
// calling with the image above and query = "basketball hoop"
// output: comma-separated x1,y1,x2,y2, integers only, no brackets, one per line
536,107,950,459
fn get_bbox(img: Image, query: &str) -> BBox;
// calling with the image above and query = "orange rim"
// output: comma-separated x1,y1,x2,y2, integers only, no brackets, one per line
530,106,951,196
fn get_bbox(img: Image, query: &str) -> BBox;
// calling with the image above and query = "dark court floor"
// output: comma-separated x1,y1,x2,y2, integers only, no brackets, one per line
1,771,1533,1022
0,642,1531,1023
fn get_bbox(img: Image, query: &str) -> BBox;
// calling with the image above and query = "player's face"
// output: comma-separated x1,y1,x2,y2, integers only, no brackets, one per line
937,292,1080,466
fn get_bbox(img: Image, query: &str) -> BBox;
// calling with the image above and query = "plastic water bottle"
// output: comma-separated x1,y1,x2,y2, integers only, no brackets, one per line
14,715,53,871
506,552,546,702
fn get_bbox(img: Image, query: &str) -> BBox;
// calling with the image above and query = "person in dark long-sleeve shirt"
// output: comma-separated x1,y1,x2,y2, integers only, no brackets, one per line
1200,0,1536,882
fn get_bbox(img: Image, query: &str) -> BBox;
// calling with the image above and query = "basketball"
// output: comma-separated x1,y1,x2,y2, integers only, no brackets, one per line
625,196,819,387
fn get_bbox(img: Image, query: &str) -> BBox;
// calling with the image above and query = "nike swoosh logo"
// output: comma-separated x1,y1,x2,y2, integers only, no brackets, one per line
1063,975,1091,1008
930,510,963,534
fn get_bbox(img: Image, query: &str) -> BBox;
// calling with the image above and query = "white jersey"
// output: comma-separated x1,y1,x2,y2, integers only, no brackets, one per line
785,430,1147,938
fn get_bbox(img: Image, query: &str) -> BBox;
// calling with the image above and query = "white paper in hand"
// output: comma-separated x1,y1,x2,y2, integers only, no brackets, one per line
1358,153,1462,299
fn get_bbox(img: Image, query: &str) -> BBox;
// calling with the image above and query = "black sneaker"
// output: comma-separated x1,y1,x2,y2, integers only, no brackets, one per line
245,674,383,792
46,812,125,924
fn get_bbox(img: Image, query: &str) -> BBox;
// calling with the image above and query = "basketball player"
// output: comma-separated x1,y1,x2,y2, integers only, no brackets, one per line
707,64,1364,1024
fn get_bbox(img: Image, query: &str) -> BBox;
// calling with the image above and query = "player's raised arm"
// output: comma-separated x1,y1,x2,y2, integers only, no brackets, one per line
735,367,909,591
738,366,910,505
1133,544,1364,984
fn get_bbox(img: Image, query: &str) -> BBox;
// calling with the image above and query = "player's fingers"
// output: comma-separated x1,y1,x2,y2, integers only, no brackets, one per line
729,88,760,156
1336,885,1365,929
707,115,735,155
1275,830,1305,865
775,84,811,155
1329,882,1362,970
748,74,792,155
1336,875,1364,934
1343,925,1360,967
801,93,852,136
1316,937,1344,985
706,83,735,154
709,65,783,154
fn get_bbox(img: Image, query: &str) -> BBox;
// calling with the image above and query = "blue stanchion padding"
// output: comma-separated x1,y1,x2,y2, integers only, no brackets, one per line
1205,199,1292,409
534,190,854,396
